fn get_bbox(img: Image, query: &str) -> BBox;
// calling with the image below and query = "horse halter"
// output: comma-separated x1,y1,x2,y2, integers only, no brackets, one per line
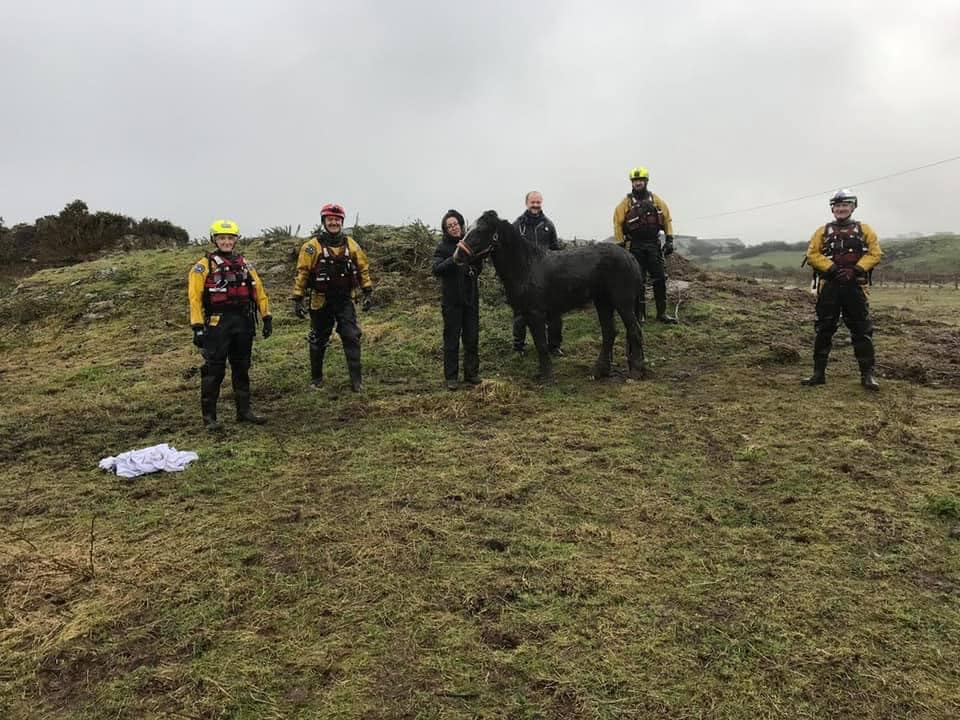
457,230,499,260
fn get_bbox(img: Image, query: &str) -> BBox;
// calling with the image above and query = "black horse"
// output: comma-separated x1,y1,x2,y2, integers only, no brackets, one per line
453,210,645,381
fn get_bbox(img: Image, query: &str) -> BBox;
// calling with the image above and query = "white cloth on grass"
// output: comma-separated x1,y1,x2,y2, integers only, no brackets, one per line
99,443,199,478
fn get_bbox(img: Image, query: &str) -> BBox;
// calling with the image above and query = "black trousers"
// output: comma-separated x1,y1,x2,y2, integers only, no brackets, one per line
513,311,562,352
812,281,875,371
309,297,362,381
201,311,255,417
630,242,667,317
442,302,480,381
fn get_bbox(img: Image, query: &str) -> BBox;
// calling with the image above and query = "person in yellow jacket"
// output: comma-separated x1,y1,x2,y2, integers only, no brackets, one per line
801,189,882,391
188,219,272,430
291,203,373,392
613,167,677,324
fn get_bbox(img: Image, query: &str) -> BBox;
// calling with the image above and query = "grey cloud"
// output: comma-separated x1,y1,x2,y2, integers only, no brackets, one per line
1,0,957,243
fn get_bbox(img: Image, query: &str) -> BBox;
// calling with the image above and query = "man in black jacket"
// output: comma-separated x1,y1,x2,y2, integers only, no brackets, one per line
513,191,563,356
432,209,483,390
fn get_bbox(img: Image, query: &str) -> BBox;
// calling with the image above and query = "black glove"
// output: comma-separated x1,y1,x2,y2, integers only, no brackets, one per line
836,266,857,285
822,264,838,281
663,237,675,257
835,267,856,284
292,297,307,319
262,315,273,339
192,324,205,348
361,289,373,312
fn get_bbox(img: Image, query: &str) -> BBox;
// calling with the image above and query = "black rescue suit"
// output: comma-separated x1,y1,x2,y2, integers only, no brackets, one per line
614,190,673,320
292,231,373,388
804,219,882,382
512,210,562,352
433,210,482,383
187,251,271,421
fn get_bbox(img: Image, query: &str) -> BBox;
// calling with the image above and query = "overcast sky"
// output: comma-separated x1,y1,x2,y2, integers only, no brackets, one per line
2,0,958,244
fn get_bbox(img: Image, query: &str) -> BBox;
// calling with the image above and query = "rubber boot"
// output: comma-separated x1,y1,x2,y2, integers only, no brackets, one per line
309,345,325,389
235,391,267,424
654,283,677,324
801,357,828,386
854,340,880,391
858,358,880,391
463,351,482,385
200,365,223,430
345,342,363,393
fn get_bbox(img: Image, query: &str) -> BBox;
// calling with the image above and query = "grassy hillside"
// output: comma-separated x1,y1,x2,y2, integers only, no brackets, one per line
700,232,960,274
1,239,960,719
699,250,804,271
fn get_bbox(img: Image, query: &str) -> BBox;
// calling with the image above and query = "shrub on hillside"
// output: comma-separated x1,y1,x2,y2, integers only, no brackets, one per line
133,218,189,246
5,201,189,265
354,220,438,275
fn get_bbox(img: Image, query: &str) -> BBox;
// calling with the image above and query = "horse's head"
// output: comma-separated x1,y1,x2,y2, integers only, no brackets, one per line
453,210,500,265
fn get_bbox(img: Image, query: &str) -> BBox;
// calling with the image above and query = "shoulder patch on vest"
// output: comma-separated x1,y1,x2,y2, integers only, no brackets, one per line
193,263,205,273
304,244,316,255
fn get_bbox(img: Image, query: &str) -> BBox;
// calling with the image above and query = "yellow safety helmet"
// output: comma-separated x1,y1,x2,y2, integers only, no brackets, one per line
209,219,240,241
629,167,650,180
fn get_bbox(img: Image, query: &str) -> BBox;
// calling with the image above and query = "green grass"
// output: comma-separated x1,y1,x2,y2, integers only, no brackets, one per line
700,250,804,271
869,286,960,326
1,243,960,718
697,232,960,275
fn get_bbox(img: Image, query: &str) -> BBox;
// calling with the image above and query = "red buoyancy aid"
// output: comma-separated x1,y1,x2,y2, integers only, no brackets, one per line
310,241,360,295
622,193,663,243
204,252,254,311
823,221,867,267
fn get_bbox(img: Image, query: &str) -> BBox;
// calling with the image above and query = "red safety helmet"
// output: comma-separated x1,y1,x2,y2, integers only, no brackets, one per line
321,203,346,220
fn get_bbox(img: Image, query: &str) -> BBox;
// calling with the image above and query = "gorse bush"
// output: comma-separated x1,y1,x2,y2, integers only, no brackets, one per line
0,200,189,266
260,224,301,241
353,220,438,276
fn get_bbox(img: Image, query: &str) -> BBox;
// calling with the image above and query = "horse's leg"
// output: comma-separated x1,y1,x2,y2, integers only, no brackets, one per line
616,299,646,378
527,312,553,382
592,300,615,378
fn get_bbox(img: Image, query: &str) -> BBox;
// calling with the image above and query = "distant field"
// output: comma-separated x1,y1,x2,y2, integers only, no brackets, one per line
698,250,802,271
870,285,960,325
693,232,960,274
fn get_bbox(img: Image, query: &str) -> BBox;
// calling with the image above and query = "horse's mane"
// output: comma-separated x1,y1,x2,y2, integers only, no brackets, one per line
495,217,545,263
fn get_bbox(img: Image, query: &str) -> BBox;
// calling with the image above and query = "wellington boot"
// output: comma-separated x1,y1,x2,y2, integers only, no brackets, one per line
801,357,828,386
860,373,880,392
202,415,223,432
236,409,267,424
